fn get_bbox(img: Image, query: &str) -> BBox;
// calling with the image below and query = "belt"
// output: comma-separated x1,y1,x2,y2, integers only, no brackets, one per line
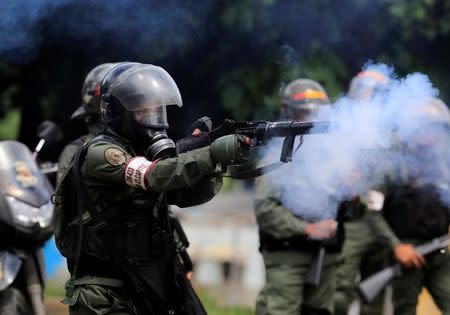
71,275,125,287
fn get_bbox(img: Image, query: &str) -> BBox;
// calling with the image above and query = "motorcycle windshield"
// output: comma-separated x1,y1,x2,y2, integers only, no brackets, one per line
0,141,53,207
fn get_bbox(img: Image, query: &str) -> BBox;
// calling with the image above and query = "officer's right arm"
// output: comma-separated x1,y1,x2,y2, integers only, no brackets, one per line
84,143,219,193
366,190,427,268
367,213,401,249
361,186,401,249
165,174,223,208
254,177,308,239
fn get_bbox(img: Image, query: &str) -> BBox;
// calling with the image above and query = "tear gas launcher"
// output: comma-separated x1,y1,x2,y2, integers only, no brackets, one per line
358,234,450,303
176,119,330,171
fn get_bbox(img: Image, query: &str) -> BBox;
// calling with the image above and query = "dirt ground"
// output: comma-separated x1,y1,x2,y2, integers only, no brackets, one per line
417,289,441,315
46,289,441,315
46,298,68,315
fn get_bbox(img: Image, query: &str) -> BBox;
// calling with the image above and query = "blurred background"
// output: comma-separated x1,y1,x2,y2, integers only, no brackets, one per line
1,0,449,314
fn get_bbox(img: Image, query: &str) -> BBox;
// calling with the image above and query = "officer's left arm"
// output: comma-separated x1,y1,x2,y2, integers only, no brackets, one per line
367,210,401,250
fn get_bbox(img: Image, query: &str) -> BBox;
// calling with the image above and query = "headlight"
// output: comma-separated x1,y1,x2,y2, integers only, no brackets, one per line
6,196,53,229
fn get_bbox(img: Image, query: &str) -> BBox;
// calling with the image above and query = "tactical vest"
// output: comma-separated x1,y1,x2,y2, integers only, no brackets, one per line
54,132,206,315
383,183,449,239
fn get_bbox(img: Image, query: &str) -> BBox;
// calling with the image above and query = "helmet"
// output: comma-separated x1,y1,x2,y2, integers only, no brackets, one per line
99,61,144,132
413,97,450,126
348,70,389,101
408,97,450,148
100,63,183,158
71,63,119,121
280,79,330,121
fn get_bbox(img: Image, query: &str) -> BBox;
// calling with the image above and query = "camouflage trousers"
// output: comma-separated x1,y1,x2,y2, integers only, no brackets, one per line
393,245,450,315
256,250,339,315
334,215,388,315
62,276,137,315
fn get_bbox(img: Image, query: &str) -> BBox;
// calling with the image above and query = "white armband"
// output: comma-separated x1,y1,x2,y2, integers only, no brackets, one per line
124,157,155,190
362,190,385,211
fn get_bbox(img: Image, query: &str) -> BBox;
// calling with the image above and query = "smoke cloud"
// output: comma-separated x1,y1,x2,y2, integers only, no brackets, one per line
263,63,449,221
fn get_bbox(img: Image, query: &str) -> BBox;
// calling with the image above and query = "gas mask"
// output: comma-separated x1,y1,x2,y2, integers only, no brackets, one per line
122,111,176,160
144,129,176,160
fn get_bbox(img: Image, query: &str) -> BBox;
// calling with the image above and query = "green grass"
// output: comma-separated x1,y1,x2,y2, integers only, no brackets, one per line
44,284,253,315
0,109,20,140
44,282,65,298
199,291,253,315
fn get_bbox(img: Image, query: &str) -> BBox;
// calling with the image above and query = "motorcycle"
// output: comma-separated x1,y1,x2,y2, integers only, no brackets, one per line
0,122,60,315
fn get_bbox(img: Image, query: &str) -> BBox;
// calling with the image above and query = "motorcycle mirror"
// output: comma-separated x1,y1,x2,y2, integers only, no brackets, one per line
33,121,63,159
36,121,63,143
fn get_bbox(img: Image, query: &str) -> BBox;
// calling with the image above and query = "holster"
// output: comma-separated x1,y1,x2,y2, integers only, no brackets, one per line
170,215,194,272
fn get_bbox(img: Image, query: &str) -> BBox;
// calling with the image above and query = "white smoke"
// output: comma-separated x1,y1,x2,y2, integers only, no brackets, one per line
262,63,449,221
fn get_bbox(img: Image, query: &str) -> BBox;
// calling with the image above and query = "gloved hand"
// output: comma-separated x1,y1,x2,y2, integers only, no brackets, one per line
187,116,212,135
210,134,252,166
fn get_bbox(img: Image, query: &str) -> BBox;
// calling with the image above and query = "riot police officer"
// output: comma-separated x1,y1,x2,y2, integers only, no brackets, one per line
334,68,391,315
254,79,343,315
54,62,250,315
370,97,450,315
57,62,118,182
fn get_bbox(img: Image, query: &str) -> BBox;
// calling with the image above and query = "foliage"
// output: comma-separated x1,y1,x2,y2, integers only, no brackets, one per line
387,0,450,40
0,0,449,155
0,109,20,140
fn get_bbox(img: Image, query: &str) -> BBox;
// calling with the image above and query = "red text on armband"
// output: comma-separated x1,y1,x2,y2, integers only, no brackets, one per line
124,157,155,189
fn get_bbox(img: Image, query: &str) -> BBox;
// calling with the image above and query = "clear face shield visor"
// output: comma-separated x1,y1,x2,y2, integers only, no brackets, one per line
131,106,169,128
110,65,183,128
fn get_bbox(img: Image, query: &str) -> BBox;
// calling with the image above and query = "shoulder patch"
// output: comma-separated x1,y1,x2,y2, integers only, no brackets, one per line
104,147,127,166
